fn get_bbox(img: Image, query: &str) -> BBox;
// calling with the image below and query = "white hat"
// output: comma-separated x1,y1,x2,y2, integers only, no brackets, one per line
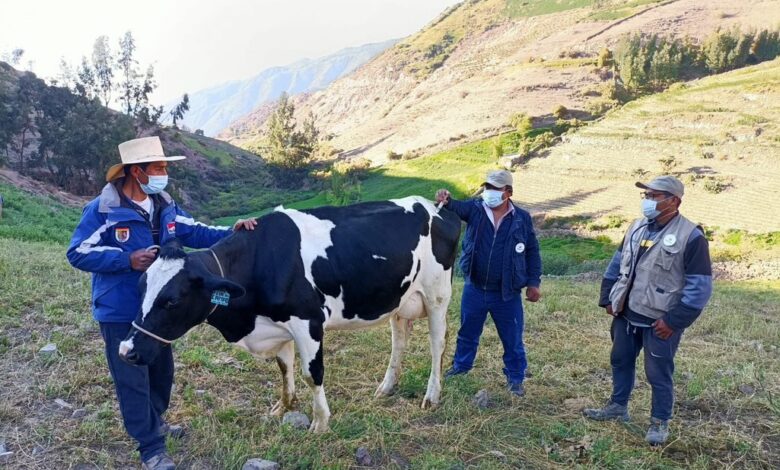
106,136,186,181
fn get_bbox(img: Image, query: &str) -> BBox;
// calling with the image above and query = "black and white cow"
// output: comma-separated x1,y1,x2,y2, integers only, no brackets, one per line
119,196,461,432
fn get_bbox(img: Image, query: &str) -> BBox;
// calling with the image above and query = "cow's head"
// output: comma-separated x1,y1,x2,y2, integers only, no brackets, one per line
118,240,245,365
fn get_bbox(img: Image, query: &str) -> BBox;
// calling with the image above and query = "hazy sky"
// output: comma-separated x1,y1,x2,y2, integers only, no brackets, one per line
1,0,461,103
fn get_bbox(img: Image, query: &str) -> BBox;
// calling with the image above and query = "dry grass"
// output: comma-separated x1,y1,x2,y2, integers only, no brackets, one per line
1,238,778,469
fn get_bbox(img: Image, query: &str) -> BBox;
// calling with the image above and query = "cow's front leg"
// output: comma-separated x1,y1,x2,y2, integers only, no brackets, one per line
375,315,410,397
292,319,330,432
422,294,449,409
270,340,298,416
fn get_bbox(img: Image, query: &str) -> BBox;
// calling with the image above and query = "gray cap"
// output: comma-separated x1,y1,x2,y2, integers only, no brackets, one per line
635,175,684,198
483,170,513,188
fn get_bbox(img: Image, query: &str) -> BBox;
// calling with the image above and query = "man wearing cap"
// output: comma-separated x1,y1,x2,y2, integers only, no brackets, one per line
435,170,542,397
583,175,712,445
67,136,256,470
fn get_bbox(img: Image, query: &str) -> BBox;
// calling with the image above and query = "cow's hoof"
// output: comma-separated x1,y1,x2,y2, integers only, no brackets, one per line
421,397,440,410
309,420,330,433
374,382,396,398
270,400,287,417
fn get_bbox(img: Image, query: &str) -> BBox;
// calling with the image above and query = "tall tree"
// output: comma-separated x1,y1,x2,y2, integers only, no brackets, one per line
169,93,190,128
117,31,139,115
75,56,96,98
92,35,113,106
10,73,44,173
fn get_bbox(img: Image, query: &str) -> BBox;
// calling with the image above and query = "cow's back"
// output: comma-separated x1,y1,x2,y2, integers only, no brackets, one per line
264,197,460,326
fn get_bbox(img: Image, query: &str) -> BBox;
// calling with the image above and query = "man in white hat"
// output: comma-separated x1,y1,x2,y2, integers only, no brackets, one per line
67,136,255,469
583,175,712,446
435,170,542,398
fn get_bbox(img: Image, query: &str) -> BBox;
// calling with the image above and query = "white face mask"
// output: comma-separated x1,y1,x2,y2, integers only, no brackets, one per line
482,189,505,208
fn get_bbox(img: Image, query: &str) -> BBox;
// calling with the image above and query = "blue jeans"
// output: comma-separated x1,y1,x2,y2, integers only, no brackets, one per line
610,316,682,420
100,322,174,461
451,283,527,384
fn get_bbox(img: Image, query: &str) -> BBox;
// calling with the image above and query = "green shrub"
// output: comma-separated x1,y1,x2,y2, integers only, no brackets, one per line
509,112,534,135
597,47,614,68
542,252,576,275
552,105,568,119
703,177,728,194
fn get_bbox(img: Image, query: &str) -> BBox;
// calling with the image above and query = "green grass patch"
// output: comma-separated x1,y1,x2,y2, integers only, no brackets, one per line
540,235,616,275
0,182,80,244
181,135,234,168
506,0,594,18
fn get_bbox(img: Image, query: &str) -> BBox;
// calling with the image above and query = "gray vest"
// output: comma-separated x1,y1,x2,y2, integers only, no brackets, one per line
610,214,698,320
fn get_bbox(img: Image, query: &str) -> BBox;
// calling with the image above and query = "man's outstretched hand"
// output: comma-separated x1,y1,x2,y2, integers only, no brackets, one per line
233,218,258,231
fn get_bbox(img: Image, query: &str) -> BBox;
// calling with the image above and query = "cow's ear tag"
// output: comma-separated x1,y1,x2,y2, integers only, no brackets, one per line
211,290,230,306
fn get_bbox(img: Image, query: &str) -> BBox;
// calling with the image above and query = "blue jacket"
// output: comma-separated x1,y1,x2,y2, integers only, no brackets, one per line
446,198,542,300
67,182,232,322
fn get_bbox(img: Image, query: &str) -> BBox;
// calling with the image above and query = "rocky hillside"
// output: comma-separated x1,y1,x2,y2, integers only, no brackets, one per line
0,61,297,221
222,0,780,162
166,40,396,136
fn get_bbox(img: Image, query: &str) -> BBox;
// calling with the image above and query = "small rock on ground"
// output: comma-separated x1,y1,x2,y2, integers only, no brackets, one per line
282,411,310,429
473,389,490,409
39,343,57,355
738,384,755,396
71,408,87,419
355,446,372,466
242,459,280,470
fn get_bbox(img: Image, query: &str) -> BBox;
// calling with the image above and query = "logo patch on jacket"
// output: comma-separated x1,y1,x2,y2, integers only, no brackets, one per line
115,227,130,243
166,221,176,235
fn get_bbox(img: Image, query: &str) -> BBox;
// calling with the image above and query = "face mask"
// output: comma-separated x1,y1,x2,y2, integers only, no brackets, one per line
641,197,673,220
641,199,660,219
138,172,168,195
482,189,505,208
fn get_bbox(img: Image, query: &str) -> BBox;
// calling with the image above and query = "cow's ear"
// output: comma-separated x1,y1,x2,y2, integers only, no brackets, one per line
204,277,246,299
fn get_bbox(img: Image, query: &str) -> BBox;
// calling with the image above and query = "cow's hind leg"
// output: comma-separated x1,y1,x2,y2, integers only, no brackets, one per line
422,288,450,409
270,340,298,416
292,319,330,433
375,314,411,397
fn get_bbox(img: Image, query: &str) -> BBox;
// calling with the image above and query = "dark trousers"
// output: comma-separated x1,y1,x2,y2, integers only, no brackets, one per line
100,322,174,461
610,315,682,420
452,282,527,384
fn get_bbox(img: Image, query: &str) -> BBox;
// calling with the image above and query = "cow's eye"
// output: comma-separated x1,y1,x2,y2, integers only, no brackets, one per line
165,299,180,309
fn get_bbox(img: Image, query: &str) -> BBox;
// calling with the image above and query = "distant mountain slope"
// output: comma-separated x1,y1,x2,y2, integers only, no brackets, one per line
223,0,780,162
167,40,397,136
516,59,780,233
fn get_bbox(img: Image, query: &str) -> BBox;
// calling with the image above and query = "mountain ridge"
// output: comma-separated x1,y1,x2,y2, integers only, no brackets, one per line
165,39,397,136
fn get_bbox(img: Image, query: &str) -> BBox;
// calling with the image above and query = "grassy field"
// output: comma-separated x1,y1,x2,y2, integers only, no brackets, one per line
1,237,778,469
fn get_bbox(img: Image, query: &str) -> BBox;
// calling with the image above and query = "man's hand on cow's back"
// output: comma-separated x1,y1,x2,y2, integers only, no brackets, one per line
525,286,541,302
435,189,450,204
130,249,156,272
233,218,258,231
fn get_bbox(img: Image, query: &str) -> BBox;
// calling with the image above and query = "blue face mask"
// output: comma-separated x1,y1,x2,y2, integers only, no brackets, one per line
482,189,505,208
641,199,660,219
641,197,675,220
138,172,168,195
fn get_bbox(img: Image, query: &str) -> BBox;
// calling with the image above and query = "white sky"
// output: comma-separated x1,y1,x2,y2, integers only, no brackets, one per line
1,0,461,103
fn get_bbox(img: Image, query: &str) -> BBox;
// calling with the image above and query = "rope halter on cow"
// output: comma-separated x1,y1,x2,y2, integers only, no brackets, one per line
131,249,226,345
